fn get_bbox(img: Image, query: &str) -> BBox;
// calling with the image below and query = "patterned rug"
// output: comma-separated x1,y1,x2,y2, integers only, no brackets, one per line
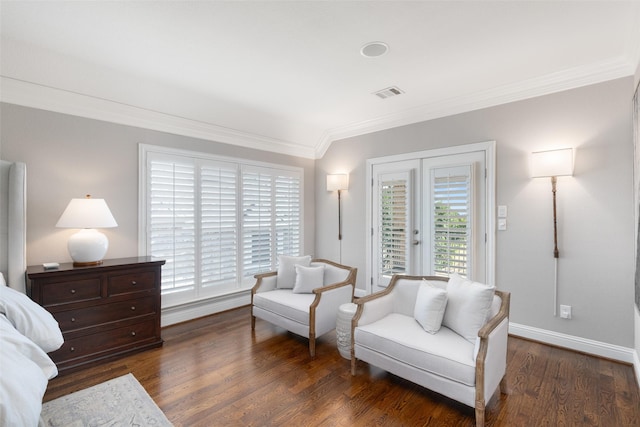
40,373,173,426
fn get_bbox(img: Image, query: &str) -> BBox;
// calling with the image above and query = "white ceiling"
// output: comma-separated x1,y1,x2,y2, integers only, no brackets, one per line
1,1,639,159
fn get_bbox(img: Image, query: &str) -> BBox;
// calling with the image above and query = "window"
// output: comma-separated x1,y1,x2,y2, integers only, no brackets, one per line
140,145,303,307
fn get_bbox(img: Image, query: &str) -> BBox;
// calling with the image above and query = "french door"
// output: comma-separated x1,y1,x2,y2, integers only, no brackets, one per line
369,143,494,294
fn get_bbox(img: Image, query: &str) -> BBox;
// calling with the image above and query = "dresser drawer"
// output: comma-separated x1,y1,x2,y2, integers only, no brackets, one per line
108,271,156,296
54,296,156,332
41,278,101,306
50,319,158,363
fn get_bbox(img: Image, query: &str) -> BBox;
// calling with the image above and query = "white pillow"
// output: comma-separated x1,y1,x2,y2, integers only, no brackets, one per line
413,280,448,333
442,273,495,343
0,285,64,352
292,264,325,294
276,255,312,289
0,272,6,287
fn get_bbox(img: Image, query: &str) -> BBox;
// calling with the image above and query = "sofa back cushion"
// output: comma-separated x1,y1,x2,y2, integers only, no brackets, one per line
442,273,495,343
392,278,446,316
311,261,350,286
276,255,312,289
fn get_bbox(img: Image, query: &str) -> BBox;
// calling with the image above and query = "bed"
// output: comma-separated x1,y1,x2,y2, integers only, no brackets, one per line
0,160,64,426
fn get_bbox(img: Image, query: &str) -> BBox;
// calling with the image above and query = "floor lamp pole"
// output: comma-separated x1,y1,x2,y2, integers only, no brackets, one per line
551,176,559,316
337,189,343,241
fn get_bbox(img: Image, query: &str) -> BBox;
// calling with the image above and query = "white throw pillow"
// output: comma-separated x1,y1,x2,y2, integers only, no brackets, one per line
292,264,325,294
276,255,312,289
0,272,5,287
442,273,495,343
0,285,64,352
413,280,448,334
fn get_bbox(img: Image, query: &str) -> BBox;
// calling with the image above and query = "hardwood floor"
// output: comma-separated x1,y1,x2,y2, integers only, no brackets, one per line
44,306,640,426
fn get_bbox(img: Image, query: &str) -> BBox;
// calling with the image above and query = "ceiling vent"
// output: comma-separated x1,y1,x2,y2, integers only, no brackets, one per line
374,86,404,100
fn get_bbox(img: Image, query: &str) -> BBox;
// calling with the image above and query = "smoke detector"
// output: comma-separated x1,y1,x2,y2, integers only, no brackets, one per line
374,86,404,100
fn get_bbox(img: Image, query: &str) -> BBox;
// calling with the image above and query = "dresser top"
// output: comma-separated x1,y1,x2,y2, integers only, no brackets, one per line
27,256,166,277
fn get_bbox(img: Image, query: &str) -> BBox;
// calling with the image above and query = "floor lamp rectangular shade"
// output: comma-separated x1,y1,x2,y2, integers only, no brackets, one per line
326,174,349,192
531,148,573,178
56,196,118,266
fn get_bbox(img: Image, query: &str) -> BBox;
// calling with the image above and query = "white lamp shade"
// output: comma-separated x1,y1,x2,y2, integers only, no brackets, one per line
326,174,349,191
531,148,574,178
56,197,118,229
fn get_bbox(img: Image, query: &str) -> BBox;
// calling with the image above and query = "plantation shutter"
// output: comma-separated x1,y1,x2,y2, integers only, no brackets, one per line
431,165,472,277
200,162,238,288
142,145,303,305
241,166,301,279
275,174,302,255
378,171,412,280
241,168,273,277
147,154,196,295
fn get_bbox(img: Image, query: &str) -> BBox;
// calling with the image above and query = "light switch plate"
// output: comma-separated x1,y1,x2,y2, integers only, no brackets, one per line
498,218,507,231
498,205,508,218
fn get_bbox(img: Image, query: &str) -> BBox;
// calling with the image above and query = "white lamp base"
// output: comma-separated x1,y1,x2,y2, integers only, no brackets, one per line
67,228,109,266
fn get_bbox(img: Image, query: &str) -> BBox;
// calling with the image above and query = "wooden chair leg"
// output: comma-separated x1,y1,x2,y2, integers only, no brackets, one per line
309,334,316,357
251,315,256,330
500,374,509,394
351,356,356,376
475,401,485,427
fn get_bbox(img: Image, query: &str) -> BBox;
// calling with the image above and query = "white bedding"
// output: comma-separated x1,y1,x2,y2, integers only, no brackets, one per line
0,273,63,427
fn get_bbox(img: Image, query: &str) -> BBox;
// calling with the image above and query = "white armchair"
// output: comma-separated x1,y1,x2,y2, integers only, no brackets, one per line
251,258,357,357
351,275,510,426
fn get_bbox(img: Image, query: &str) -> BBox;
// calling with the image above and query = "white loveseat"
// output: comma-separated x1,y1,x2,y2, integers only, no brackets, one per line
252,257,357,357
351,274,510,426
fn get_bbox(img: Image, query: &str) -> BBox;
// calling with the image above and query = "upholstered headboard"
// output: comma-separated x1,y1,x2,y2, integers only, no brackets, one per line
0,160,27,293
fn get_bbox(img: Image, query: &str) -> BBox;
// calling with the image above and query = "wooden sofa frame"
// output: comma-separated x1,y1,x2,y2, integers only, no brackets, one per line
252,258,357,357
350,275,510,426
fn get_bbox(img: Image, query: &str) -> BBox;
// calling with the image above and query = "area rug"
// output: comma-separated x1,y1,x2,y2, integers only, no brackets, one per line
40,373,173,427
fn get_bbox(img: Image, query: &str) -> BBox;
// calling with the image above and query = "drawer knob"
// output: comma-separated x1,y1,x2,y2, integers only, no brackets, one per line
70,289,76,294
131,331,136,336
131,280,137,286
131,306,136,311
71,317,76,322
70,347,75,352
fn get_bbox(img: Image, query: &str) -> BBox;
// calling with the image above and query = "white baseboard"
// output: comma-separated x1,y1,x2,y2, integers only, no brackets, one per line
634,349,640,388
509,322,636,364
161,290,251,327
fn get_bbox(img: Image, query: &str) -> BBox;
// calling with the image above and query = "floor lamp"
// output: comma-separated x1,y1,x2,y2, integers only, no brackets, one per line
531,148,574,316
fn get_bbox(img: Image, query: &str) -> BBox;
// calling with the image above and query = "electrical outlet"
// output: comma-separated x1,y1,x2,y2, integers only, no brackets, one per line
560,305,572,319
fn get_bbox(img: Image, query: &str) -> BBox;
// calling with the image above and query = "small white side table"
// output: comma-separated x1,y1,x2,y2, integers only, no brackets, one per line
336,302,357,359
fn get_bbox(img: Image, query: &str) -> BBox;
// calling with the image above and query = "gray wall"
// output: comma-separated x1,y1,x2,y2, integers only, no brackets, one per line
317,77,635,347
0,104,316,266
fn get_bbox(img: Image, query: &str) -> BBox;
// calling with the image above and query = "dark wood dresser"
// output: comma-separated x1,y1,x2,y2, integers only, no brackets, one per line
27,256,165,374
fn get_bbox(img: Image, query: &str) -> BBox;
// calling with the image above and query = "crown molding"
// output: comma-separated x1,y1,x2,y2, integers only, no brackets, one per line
1,53,635,162
314,56,635,158
0,77,317,159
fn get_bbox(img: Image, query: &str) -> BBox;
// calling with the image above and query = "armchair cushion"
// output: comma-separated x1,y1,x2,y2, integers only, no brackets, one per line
276,255,311,289
253,290,315,325
413,281,448,334
355,313,476,386
442,274,495,343
292,264,325,294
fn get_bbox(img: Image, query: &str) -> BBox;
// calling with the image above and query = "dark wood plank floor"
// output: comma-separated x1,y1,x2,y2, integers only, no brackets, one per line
44,306,640,426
